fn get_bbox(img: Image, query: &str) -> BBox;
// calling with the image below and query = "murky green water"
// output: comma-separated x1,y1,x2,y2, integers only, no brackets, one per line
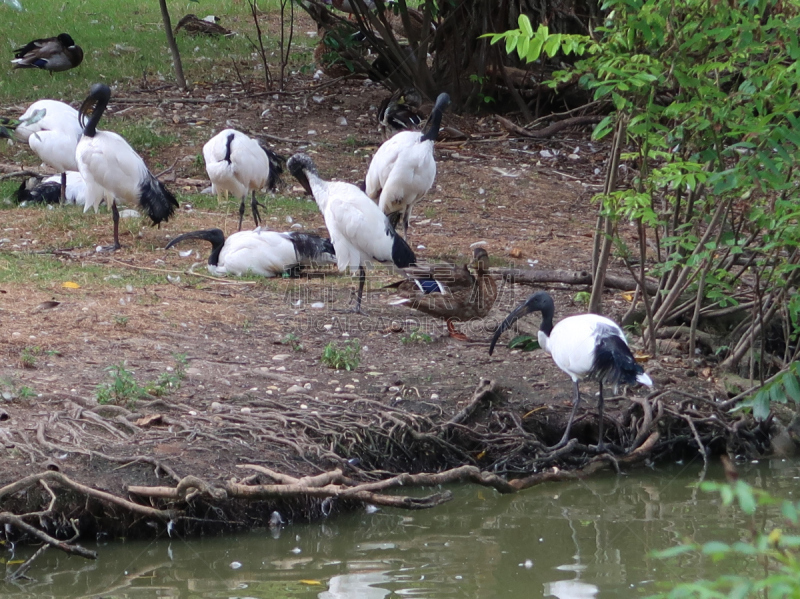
3,458,800,598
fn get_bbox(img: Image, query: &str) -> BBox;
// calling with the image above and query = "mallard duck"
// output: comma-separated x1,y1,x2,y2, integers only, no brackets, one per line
386,247,497,340
377,87,425,138
174,14,233,37
12,33,83,73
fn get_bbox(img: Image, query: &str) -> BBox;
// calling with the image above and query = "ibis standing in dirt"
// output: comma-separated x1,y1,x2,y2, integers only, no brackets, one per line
76,83,179,251
203,129,284,231
288,153,416,313
365,92,450,239
489,291,653,451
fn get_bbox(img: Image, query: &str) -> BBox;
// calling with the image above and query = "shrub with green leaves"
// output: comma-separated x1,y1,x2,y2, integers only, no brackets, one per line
96,363,146,408
651,479,800,597
490,0,800,378
321,340,361,371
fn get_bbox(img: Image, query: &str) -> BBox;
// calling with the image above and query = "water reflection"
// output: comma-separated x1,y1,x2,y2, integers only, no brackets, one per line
2,459,799,598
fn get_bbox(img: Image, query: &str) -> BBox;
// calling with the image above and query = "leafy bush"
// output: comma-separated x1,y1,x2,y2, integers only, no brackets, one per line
321,340,361,371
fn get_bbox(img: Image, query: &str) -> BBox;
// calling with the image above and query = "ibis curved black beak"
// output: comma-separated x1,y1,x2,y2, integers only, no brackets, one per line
488,300,536,355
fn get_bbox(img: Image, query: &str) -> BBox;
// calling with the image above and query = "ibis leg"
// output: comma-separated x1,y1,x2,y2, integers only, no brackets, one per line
237,197,246,231
355,265,366,314
403,208,411,240
250,190,262,228
596,381,606,452
553,380,582,448
111,200,122,251
60,172,67,205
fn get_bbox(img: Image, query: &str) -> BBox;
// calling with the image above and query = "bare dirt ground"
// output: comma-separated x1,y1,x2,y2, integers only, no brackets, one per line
0,70,740,537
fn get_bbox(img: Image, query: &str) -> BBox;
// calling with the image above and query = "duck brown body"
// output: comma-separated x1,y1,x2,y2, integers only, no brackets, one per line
387,247,497,338
12,33,83,72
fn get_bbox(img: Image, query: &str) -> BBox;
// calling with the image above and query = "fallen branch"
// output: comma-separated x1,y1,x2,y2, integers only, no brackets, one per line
498,267,659,294
0,512,96,560
495,115,604,139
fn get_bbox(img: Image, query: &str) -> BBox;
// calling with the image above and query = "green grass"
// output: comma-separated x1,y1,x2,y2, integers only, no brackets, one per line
0,252,166,288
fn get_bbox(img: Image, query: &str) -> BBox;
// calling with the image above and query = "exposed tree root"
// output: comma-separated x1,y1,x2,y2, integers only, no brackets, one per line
0,378,770,566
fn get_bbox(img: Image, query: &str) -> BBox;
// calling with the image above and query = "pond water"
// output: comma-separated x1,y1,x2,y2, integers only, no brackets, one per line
4,458,799,598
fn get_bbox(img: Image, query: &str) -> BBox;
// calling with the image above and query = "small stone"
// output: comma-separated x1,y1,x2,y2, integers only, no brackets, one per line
210,402,223,412
241,407,251,414
388,386,400,393
303,383,312,390
286,385,305,394
273,354,291,361
344,384,355,390
336,116,347,126
430,393,440,400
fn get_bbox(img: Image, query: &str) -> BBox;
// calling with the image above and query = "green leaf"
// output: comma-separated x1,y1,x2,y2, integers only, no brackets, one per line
783,500,799,525
784,373,800,402
505,33,518,56
734,481,757,515
518,14,534,38
701,541,731,557
752,389,771,421
508,335,540,352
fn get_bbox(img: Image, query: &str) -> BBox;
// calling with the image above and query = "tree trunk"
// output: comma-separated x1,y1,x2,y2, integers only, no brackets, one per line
158,0,187,91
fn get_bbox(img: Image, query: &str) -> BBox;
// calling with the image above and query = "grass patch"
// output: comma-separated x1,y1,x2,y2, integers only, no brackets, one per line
116,121,178,157
96,354,187,407
401,328,433,344
321,339,361,371
0,0,316,105
0,252,166,288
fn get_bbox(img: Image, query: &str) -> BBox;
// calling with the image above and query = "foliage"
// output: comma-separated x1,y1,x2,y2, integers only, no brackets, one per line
96,363,146,408
401,328,433,345
493,0,800,376
508,334,540,352
19,346,40,369
650,480,800,598
321,340,361,371
281,333,304,352
97,355,187,406
736,362,800,421
483,15,593,64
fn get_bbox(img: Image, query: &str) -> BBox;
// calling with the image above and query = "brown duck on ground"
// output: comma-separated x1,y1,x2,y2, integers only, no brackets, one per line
174,14,233,37
386,247,497,341
11,33,83,73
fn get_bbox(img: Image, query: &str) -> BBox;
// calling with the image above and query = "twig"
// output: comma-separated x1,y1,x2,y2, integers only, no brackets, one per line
0,512,96,560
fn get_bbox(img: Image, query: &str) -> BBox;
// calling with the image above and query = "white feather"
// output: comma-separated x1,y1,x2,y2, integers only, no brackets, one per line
76,130,150,213
14,100,81,173
305,173,397,273
365,130,436,219
213,230,303,277
203,129,271,201
540,314,625,383
41,171,88,205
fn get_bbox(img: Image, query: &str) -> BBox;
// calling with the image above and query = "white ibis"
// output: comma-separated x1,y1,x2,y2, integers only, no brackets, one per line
166,227,336,277
365,92,450,238
15,171,87,206
287,152,416,313
11,33,83,73
5,100,82,204
202,128,283,231
489,291,653,450
76,83,179,251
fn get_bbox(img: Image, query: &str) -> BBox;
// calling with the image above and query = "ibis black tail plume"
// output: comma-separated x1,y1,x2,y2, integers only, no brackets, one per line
590,329,652,387
391,230,416,268
140,175,179,225
15,179,60,205
287,232,336,264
